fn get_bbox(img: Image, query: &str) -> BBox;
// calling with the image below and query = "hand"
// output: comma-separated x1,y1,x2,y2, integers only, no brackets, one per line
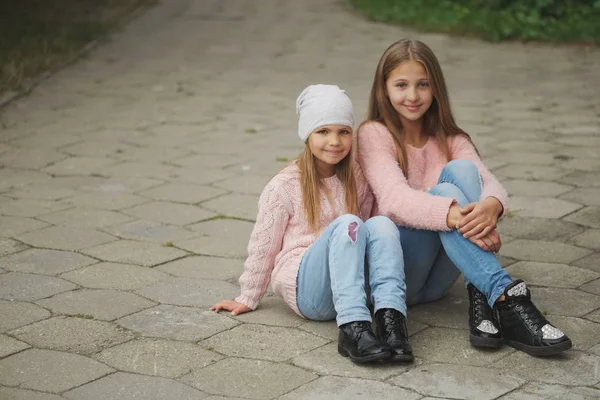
457,198,502,239
468,229,501,253
210,300,252,316
446,203,464,229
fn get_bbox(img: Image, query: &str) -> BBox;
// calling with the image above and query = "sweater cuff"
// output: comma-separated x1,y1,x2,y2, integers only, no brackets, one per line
235,295,259,310
430,197,456,232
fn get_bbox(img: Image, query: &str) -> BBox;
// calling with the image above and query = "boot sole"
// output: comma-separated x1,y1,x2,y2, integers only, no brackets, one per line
470,334,504,349
505,338,572,356
389,353,414,362
338,345,391,363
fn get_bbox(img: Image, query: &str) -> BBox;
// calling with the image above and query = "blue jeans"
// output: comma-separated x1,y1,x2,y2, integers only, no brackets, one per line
401,159,513,308
297,215,407,326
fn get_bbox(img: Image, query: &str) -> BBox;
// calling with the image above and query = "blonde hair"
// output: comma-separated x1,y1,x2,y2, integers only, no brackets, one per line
296,141,358,233
361,39,475,172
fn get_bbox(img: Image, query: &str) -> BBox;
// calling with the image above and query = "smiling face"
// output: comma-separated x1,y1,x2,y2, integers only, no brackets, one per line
385,60,433,125
307,124,353,177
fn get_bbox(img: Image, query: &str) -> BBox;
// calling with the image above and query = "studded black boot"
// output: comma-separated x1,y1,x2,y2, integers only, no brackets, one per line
468,283,503,348
338,321,392,363
374,308,414,362
494,280,572,356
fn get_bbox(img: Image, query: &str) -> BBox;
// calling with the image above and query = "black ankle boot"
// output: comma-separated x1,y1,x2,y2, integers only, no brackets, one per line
338,321,392,363
374,309,414,362
468,283,503,348
494,280,572,356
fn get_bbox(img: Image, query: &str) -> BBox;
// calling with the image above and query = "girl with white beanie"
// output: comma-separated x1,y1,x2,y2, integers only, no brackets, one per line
211,84,413,363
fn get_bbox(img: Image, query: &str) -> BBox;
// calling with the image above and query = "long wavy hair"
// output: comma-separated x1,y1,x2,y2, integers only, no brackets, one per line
360,39,475,172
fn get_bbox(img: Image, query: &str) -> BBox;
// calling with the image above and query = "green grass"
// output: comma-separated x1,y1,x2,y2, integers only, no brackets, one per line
350,0,600,44
0,0,153,95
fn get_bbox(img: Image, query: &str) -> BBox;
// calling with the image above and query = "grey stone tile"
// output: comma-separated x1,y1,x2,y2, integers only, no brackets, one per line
497,216,584,241
0,216,49,237
581,278,600,296
138,183,227,204
491,351,600,385
561,158,600,172
508,196,583,219
570,230,600,250
64,192,149,210
178,219,254,258
101,162,180,180
0,272,77,301
0,300,50,332
559,171,600,188
573,252,600,274
504,261,600,288
493,164,569,180
545,315,600,351
113,146,191,163
2,249,96,275
61,140,135,158
5,186,76,201
0,239,28,257
16,226,116,251
136,277,239,307
170,168,237,186
203,324,327,362
0,387,66,400
529,287,600,317
389,363,524,399
180,357,317,399
501,382,600,400
61,262,168,290
201,193,259,220
172,153,248,169
502,179,574,197
82,240,186,266
0,334,30,358
102,220,197,243
0,148,67,169
10,316,134,354
560,188,600,207
213,175,269,195
42,157,119,176
0,169,52,191
94,338,223,378
233,296,305,327
156,256,243,281
123,201,215,225
280,376,421,400
297,320,339,341
500,239,592,263
565,207,600,229
409,297,468,329
587,310,600,324
0,199,71,218
117,305,238,341
39,208,133,228
36,289,155,321
63,372,207,400
0,349,113,392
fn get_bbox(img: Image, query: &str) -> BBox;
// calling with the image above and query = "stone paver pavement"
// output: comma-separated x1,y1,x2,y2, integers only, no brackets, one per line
1,0,600,398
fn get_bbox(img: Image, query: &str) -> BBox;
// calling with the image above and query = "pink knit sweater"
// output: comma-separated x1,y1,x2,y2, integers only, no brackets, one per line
235,162,374,316
357,121,508,231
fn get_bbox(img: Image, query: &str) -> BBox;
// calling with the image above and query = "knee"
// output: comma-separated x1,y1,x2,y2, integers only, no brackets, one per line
430,182,468,206
442,159,479,181
332,214,364,244
365,216,400,240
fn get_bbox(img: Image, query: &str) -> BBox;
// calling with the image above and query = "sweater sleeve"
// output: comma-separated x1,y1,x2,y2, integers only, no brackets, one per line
451,135,509,219
353,161,374,221
235,179,289,309
357,122,455,231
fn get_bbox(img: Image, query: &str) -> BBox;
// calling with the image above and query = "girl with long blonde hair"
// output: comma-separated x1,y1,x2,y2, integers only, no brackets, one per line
212,84,413,363
358,39,571,356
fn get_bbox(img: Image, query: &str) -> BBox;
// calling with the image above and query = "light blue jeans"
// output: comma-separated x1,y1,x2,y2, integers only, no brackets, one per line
296,215,407,326
401,159,513,308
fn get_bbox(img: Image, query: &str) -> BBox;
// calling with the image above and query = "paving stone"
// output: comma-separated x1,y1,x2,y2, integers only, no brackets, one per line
37,289,155,321
486,152,558,166
560,188,600,207
559,171,600,188
561,158,600,172
5,186,75,200
136,277,239,307
0,148,67,169
42,157,119,176
2,249,96,275
180,357,317,399
0,239,28,257
493,164,569,180
573,252,600,274
0,215,49,237
172,153,248,169
117,305,238,341
0,198,71,217
138,183,227,204
170,168,237,186
500,239,592,263
16,226,116,251
501,179,574,197
201,193,259,220
156,256,243,281
389,363,524,399
0,300,51,332
279,376,421,400
65,192,149,210
492,351,600,386
39,208,133,228
508,196,583,219
409,297,469,329
213,175,269,195
580,278,600,296
0,169,52,191
587,310,600,324
123,201,215,225
502,382,600,400
0,272,77,301
61,262,168,290
233,296,305,327
297,320,339,341
61,140,135,157
102,220,197,243
570,230,600,250
64,372,208,400
177,219,254,258
504,261,600,288
101,162,180,180
565,207,600,229
82,240,186,266
94,338,223,378
0,387,66,400
497,216,584,241
0,334,30,358
545,315,600,351
529,287,600,317
204,324,326,361
0,349,113,392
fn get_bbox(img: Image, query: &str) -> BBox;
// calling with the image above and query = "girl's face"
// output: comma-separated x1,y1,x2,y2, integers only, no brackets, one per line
308,124,353,177
385,60,433,124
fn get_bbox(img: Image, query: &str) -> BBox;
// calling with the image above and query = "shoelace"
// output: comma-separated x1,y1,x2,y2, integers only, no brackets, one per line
382,311,403,335
509,295,547,331
471,288,493,322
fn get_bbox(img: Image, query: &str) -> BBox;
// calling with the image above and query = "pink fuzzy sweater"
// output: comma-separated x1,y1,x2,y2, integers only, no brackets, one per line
234,162,374,315
357,121,508,231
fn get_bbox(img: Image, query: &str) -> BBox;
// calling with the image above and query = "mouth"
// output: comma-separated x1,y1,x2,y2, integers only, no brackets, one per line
325,150,344,156
404,104,422,112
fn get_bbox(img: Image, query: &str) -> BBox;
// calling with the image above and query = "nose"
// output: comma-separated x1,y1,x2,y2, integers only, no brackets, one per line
329,132,342,146
407,86,418,102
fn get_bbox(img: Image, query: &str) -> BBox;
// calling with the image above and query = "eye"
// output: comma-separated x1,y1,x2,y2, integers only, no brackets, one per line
418,81,429,87
316,129,328,134
340,129,351,135
395,82,407,89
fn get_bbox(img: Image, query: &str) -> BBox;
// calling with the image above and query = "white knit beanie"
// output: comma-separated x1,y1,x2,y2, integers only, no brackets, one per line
295,84,355,142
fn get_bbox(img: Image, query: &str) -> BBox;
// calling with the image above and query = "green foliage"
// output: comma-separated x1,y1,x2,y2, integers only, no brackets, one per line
350,0,600,43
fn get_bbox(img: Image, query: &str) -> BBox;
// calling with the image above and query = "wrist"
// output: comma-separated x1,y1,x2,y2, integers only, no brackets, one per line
485,197,503,215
